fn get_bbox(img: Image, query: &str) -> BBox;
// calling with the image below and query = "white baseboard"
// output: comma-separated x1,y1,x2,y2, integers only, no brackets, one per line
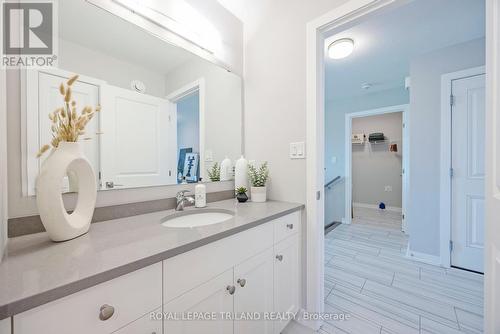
405,246,442,266
353,202,402,213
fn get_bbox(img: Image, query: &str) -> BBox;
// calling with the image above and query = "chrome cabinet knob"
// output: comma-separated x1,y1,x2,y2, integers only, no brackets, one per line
227,285,236,295
286,224,294,230
276,255,284,262
237,278,247,287
99,304,115,321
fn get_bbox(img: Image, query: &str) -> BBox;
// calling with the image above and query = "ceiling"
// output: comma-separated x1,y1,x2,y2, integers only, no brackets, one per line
59,0,198,75
325,0,485,101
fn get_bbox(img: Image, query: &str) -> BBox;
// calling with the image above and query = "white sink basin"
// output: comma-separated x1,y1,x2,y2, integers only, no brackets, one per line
161,209,234,228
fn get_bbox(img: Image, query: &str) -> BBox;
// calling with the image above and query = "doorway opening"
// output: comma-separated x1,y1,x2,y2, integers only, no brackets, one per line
312,0,486,332
345,106,408,233
167,79,206,184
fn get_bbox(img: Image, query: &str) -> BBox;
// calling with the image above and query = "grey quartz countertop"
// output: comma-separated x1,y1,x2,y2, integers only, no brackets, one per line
0,199,303,319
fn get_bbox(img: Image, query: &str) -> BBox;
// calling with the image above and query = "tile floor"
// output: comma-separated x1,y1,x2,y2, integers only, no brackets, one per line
285,207,484,334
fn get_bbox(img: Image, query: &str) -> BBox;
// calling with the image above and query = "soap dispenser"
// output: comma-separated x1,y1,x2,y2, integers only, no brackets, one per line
195,178,206,208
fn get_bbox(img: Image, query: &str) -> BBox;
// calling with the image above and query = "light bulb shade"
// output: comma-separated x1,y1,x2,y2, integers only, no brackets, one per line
328,38,355,59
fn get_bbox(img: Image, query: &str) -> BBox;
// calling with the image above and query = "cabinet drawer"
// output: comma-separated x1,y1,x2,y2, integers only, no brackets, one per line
112,307,161,334
164,222,273,303
14,263,162,334
273,211,300,244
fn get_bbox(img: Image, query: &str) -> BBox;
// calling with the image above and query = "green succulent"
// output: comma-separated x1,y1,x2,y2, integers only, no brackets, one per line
248,162,269,187
235,186,248,195
207,162,221,182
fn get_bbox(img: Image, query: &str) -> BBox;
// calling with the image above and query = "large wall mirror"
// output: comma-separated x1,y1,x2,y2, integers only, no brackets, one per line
24,0,242,195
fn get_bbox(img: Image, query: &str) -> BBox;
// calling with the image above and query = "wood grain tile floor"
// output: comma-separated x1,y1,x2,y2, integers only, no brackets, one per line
285,207,484,334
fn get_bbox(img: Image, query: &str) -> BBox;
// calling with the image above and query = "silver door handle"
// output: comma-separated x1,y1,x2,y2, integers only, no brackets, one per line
286,224,294,230
99,304,115,321
237,278,246,287
227,285,236,295
276,255,284,262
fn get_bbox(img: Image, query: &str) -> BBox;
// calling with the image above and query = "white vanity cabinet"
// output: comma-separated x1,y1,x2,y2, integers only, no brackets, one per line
273,233,300,334
13,263,162,334
163,269,234,334
233,248,274,334
9,210,301,334
163,211,301,334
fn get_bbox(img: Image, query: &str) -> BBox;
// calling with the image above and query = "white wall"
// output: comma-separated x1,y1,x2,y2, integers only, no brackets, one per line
408,37,485,257
177,91,200,152
165,58,242,167
352,112,403,208
325,88,409,182
60,39,166,98
239,0,350,203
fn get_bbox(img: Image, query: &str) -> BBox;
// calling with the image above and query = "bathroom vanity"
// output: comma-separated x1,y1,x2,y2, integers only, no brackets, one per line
0,200,303,334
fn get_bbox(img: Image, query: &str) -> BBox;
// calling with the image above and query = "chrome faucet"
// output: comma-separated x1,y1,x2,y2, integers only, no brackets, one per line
175,190,195,211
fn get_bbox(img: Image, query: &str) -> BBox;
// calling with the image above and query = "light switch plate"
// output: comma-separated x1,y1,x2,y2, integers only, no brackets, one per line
290,142,306,159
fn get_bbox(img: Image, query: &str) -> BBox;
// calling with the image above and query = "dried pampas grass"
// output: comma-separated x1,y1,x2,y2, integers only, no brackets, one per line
37,74,101,158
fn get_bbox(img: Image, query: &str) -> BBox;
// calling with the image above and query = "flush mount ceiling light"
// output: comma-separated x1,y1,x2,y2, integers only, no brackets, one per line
328,38,355,59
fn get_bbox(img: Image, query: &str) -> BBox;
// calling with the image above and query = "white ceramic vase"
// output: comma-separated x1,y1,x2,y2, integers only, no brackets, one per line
36,142,97,242
251,186,267,202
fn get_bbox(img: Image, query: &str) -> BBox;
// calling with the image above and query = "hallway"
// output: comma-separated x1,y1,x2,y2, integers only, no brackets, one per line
321,208,484,334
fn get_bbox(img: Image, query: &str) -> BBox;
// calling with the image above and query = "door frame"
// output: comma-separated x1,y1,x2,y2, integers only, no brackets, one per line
344,104,409,232
306,0,497,331
0,68,7,259
306,0,413,329
439,66,486,268
166,78,206,181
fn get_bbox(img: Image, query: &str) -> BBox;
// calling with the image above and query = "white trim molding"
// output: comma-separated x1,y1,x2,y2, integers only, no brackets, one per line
306,0,411,330
439,66,486,269
166,78,206,181
405,246,442,267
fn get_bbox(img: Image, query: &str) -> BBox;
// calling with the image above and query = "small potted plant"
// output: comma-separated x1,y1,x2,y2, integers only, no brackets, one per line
207,162,221,182
248,162,269,202
235,186,248,203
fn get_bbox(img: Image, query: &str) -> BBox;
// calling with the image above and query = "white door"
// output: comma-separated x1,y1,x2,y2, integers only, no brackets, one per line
38,72,100,187
451,74,486,273
163,269,234,334
234,248,274,334
273,234,300,334
100,85,177,189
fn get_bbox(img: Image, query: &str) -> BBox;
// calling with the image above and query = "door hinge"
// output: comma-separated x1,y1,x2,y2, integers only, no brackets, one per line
403,122,406,129
402,214,405,220
450,167,454,178
98,171,101,180
450,94,455,106
316,191,321,200
450,240,454,252
402,168,405,174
